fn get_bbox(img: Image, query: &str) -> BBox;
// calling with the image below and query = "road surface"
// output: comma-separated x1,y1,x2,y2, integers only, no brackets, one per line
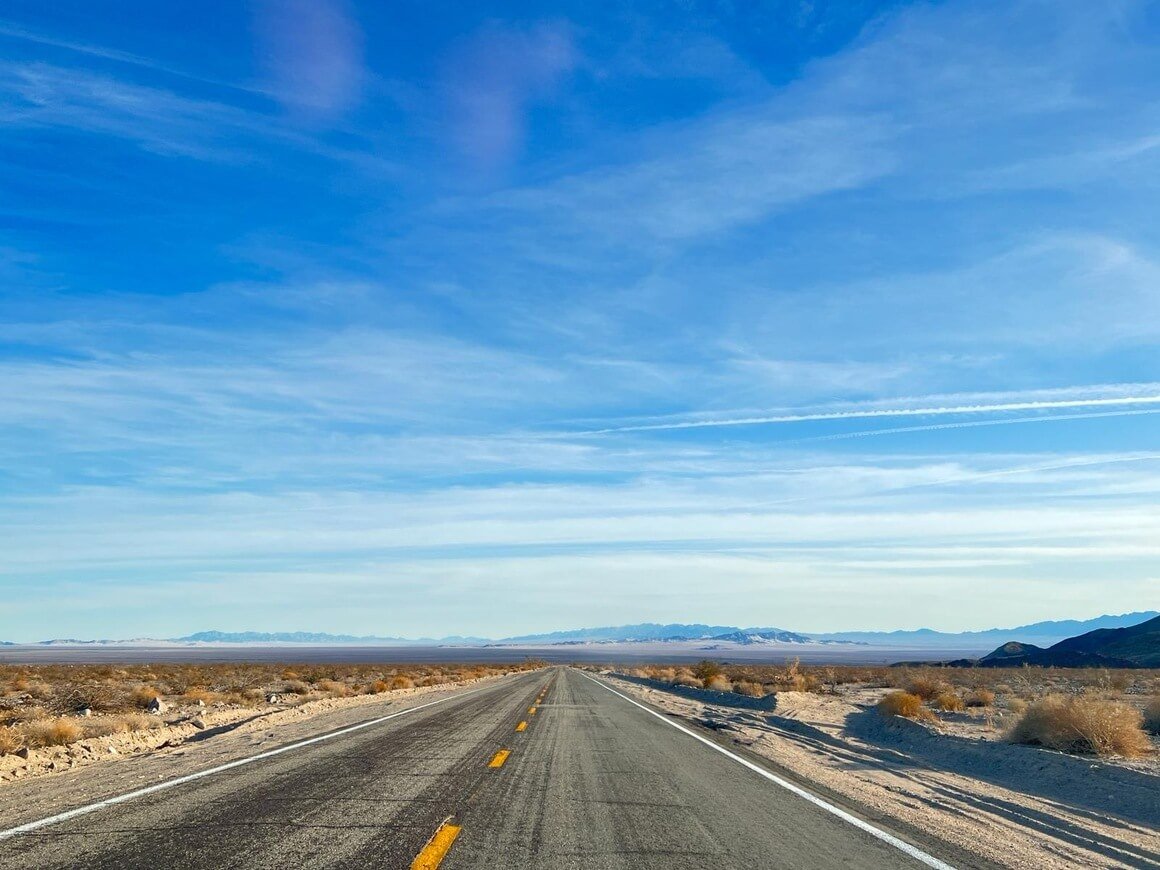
0,667,975,869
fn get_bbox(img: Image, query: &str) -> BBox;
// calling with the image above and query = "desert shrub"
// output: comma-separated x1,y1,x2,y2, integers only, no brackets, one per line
389,676,414,690
130,686,162,709
371,680,390,694
283,680,310,695
733,681,765,698
23,718,83,748
1143,697,1160,735
182,688,218,705
694,660,724,686
316,680,350,697
906,675,951,701
878,691,935,722
966,688,996,708
1007,698,1028,715
935,692,965,712
22,681,54,701
1009,695,1150,757
83,712,154,738
673,675,701,688
0,726,20,755
704,674,732,692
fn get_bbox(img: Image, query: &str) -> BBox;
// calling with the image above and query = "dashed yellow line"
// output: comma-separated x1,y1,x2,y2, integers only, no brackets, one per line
487,749,511,768
516,720,527,732
529,706,537,715
411,818,461,870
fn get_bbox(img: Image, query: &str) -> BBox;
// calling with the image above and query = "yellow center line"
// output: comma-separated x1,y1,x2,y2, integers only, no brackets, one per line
487,749,511,768
411,819,462,870
529,706,537,714
516,720,527,732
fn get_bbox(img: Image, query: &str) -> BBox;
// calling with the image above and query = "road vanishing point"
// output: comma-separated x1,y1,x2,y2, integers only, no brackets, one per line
0,667,984,869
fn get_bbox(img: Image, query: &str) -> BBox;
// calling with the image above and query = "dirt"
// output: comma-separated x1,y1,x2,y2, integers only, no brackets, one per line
604,673,1160,870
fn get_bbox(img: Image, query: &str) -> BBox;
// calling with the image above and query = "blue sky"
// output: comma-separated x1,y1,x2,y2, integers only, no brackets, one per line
2,0,1159,641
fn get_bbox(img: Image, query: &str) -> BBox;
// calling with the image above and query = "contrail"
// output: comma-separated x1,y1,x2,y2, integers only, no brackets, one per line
775,407,1160,445
582,393,1160,434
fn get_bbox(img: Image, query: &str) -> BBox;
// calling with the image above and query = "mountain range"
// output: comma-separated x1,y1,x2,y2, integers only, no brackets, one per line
978,613,1160,668
8,612,1156,648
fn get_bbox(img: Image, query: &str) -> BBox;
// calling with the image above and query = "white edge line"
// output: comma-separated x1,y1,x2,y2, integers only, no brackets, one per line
578,670,957,870
0,680,502,841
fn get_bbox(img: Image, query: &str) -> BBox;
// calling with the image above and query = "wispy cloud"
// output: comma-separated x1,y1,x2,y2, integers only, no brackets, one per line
482,112,894,242
252,0,366,120
439,21,577,171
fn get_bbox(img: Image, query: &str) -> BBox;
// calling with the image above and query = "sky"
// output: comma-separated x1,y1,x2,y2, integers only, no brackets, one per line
2,0,1159,641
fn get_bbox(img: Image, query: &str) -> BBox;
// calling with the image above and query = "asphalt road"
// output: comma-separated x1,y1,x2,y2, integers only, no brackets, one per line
0,667,971,869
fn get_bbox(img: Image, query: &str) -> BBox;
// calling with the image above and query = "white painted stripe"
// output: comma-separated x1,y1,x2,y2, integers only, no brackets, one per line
578,670,956,870
0,681,501,841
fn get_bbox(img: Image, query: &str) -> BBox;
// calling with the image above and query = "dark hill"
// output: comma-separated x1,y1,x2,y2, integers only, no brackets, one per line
980,641,1043,662
978,614,1159,668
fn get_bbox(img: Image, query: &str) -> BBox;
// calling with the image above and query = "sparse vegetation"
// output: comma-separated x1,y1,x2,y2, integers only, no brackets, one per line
878,691,936,722
0,661,538,756
1008,694,1151,757
965,687,995,708
1144,697,1160,735
934,691,965,713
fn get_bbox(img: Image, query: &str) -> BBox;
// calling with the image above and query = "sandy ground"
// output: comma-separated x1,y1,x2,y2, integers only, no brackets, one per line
0,673,514,828
604,673,1160,870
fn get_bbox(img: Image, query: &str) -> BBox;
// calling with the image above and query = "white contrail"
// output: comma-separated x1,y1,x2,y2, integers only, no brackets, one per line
776,407,1160,445
582,393,1160,434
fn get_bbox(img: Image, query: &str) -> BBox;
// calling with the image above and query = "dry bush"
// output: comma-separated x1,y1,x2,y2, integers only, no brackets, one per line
82,712,154,738
182,688,218,705
316,680,350,697
389,676,414,690
966,688,996,708
283,680,310,695
0,726,20,755
935,692,965,713
371,680,390,694
694,660,724,686
705,674,732,692
673,675,701,688
23,718,83,748
1008,698,1028,715
1009,695,1150,757
878,691,935,722
733,680,765,698
1143,697,1160,735
130,686,162,709
906,675,951,701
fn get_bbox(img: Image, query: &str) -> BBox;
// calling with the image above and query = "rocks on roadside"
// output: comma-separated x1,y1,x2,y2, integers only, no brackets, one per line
146,697,167,715
266,693,282,704
77,707,93,717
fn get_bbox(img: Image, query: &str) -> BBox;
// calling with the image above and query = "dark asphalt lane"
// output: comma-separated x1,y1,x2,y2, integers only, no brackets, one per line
0,668,971,869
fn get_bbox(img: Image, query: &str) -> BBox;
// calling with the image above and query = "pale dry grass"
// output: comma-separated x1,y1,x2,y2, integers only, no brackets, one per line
935,691,965,712
1008,694,1151,757
878,691,936,722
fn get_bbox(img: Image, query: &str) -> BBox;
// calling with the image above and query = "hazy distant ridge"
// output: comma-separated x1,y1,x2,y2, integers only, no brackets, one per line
10,612,1155,648
812,611,1158,648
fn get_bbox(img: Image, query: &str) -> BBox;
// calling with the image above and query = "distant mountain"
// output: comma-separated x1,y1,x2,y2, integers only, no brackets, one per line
709,629,811,645
498,623,742,644
979,614,1160,668
175,631,489,645
814,611,1159,649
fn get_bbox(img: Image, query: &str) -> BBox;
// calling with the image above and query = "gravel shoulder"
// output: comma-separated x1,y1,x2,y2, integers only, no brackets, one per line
603,673,1160,870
